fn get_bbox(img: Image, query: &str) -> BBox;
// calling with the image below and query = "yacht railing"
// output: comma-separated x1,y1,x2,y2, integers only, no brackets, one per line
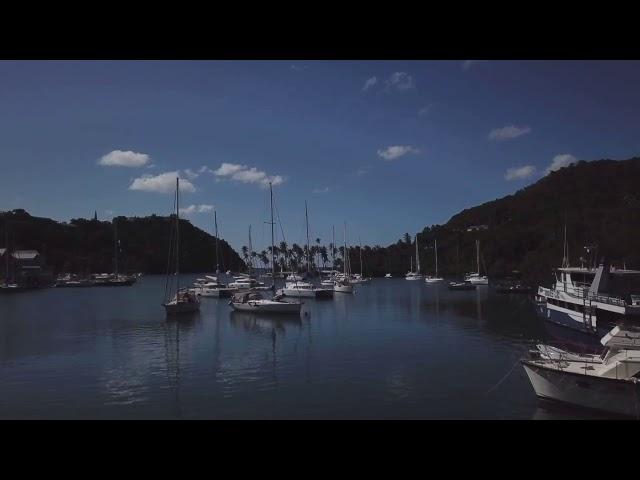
539,285,628,308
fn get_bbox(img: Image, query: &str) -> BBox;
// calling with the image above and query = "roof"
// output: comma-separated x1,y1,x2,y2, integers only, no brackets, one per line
11,250,39,260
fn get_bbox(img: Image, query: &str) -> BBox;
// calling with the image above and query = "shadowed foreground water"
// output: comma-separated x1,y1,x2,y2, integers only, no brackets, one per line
0,275,609,419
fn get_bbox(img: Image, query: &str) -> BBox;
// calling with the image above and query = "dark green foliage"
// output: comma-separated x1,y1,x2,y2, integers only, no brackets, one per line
0,210,244,275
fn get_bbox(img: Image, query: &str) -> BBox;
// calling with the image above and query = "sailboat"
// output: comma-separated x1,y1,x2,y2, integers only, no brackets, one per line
334,223,354,293
425,238,444,283
230,183,303,314
92,218,136,287
465,239,488,285
280,201,333,298
351,237,371,284
163,177,201,316
405,234,423,280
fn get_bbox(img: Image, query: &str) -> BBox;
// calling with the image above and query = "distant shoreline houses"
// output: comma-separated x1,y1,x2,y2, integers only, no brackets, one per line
0,248,54,287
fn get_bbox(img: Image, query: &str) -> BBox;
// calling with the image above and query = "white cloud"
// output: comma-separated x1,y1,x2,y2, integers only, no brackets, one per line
355,167,369,176
377,145,420,161
505,165,537,181
129,171,196,193
213,162,285,188
488,125,532,141
386,72,414,91
313,187,330,194
418,105,431,116
179,204,215,215
545,154,577,175
183,168,199,180
362,76,378,91
98,150,150,167
105,210,115,216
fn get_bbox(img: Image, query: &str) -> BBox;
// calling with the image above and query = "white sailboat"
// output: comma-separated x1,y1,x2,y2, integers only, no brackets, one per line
163,177,201,316
351,237,371,284
334,223,354,293
230,182,303,314
405,234,423,280
425,238,444,283
279,202,333,298
465,239,488,285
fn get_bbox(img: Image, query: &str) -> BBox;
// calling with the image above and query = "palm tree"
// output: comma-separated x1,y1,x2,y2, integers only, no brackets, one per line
315,237,321,269
241,245,249,270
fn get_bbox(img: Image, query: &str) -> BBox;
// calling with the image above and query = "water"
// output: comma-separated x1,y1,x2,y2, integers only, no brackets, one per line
0,275,608,419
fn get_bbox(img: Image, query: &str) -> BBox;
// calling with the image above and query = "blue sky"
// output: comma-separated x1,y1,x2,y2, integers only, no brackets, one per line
1,60,640,253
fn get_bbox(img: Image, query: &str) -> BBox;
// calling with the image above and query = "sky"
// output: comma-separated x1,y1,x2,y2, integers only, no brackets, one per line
2,60,640,254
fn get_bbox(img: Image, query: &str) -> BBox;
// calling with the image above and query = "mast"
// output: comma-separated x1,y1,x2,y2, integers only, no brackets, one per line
214,209,220,273
343,222,347,276
562,220,569,268
476,239,480,275
248,225,253,274
415,234,420,274
4,223,8,283
359,237,363,277
332,225,335,271
435,238,439,277
305,201,310,273
176,177,180,293
113,217,118,276
270,182,275,290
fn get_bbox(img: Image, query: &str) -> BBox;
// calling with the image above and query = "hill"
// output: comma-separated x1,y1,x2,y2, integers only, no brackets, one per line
0,209,244,275
359,157,640,284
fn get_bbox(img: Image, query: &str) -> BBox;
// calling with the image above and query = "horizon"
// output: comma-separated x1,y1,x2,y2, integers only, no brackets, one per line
2,60,640,253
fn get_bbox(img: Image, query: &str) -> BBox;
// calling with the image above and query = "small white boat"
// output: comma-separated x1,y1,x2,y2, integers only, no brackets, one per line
522,326,640,417
192,276,233,298
424,276,444,283
333,280,354,293
385,273,392,278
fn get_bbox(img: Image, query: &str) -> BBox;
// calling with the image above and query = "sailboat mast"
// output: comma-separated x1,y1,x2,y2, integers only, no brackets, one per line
359,237,363,277
305,201,310,273
248,225,253,274
176,177,180,292
416,234,420,274
476,239,480,275
114,218,118,276
343,222,347,276
4,224,8,283
214,209,220,273
434,239,438,277
332,225,335,270
270,182,275,288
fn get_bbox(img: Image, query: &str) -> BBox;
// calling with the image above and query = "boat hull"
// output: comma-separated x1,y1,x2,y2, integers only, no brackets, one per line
194,287,233,298
333,284,354,293
230,300,302,314
522,360,640,418
163,301,200,315
424,277,444,283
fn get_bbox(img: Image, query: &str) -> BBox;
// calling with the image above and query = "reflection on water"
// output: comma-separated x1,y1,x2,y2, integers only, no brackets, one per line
0,274,604,419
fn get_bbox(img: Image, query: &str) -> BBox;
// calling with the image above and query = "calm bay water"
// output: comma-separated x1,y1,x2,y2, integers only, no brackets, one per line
0,275,605,419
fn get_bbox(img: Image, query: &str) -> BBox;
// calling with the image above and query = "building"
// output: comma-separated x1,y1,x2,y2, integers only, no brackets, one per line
466,225,489,232
1,249,53,287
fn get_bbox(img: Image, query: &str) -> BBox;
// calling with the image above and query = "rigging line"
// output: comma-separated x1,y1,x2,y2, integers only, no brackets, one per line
484,356,522,396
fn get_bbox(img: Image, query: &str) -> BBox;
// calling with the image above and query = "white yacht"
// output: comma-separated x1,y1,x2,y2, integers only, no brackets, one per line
385,273,392,278
163,178,200,316
279,280,333,298
424,238,444,283
286,273,305,282
522,326,640,418
192,276,233,298
464,240,488,285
